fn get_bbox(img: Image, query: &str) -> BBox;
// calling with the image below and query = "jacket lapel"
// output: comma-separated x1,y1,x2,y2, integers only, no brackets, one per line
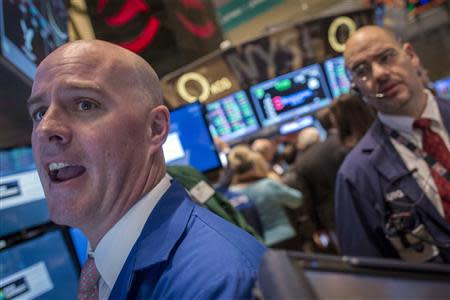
367,119,450,231
108,180,195,299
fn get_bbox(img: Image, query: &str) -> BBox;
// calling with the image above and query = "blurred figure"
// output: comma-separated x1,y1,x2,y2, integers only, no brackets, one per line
330,93,376,149
296,127,321,153
284,120,347,253
251,138,283,180
228,145,303,249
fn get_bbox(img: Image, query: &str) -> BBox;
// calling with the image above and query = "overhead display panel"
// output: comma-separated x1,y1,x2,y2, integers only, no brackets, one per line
205,90,260,144
0,0,68,79
249,64,331,127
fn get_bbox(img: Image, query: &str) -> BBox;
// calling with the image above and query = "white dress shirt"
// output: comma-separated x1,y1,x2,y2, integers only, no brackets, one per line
93,174,172,300
378,90,450,217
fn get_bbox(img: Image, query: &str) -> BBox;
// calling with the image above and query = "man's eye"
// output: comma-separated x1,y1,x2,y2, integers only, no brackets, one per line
354,65,370,79
379,50,397,64
77,100,97,111
32,109,46,122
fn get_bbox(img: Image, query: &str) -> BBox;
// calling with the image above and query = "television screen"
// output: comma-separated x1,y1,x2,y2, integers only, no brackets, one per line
434,76,450,100
323,56,351,98
205,90,260,143
163,102,221,172
279,115,327,139
0,228,79,300
0,147,50,237
249,64,332,127
259,250,450,300
0,0,68,79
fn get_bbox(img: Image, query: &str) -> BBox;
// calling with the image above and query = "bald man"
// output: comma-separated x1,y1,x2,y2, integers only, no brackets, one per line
28,40,265,299
335,26,450,263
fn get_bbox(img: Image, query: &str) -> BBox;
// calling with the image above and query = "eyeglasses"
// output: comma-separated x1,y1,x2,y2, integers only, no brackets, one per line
347,48,400,82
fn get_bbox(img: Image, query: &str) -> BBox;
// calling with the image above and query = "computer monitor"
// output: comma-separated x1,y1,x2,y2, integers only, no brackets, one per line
434,76,450,100
205,90,260,143
0,228,79,299
0,147,50,237
249,64,332,128
323,56,351,98
258,251,450,300
0,0,68,79
278,115,327,140
163,102,221,173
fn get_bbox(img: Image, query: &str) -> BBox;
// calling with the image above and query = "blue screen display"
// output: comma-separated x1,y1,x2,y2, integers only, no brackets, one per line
205,90,260,143
278,115,327,139
0,147,50,237
0,229,79,299
0,0,68,79
163,102,221,172
249,64,332,127
323,56,351,98
434,76,450,100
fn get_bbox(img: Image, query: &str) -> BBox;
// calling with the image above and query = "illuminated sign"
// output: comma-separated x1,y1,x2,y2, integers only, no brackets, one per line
328,16,356,53
176,72,233,103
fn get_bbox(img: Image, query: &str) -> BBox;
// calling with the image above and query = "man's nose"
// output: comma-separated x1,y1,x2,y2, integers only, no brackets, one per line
371,61,390,82
34,107,72,145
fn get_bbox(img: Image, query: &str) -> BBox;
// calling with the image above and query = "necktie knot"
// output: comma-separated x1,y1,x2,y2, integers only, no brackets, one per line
413,118,432,130
78,257,100,300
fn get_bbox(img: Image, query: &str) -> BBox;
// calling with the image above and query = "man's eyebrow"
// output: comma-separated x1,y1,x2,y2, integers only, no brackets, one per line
27,95,43,110
26,82,104,109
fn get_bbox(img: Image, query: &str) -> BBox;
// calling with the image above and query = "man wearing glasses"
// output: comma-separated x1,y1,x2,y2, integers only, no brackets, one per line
335,26,450,263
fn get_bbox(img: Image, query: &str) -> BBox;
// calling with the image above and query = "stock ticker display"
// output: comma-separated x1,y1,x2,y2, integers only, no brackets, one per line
205,90,260,143
0,0,68,79
324,56,351,98
249,64,332,127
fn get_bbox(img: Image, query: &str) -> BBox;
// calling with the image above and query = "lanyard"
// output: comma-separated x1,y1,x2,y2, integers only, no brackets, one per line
383,125,450,182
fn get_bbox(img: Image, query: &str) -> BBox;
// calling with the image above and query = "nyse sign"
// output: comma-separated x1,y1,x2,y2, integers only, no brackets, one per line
176,72,233,103
222,10,371,85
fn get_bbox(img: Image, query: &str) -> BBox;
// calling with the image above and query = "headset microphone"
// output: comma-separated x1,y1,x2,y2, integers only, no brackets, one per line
374,93,385,99
351,83,386,99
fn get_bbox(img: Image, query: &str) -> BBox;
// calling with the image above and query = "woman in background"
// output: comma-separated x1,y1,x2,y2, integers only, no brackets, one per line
330,93,376,149
228,145,303,249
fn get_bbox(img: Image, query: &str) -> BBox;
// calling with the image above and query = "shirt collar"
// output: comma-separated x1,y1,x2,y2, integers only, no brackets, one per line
93,174,172,290
378,89,441,134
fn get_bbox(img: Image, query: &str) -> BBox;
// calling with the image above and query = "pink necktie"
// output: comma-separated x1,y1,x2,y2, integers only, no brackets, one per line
77,257,100,300
413,118,450,224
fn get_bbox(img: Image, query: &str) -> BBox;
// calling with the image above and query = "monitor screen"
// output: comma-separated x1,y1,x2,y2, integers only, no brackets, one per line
205,90,260,143
258,250,450,300
434,76,450,100
0,229,79,300
303,269,449,299
249,64,332,127
323,56,351,98
0,147,50,237
279,115,327,139
163,102,221,172
0,0,68,79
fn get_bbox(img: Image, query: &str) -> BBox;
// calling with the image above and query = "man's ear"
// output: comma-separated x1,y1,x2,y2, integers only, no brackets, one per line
402,43,420,68
146,105,170,152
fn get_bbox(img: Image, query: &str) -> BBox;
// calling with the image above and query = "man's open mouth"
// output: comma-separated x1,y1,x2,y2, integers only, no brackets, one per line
48,163,86,183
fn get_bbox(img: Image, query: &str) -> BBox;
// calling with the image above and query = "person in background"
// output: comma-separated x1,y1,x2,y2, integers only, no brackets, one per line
251,138,284,180
329,93,376,150
167,164,262,239
295,127,321,154
29,40,266,300
335,25,450,263
283,109,348,253
228,145,303,249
